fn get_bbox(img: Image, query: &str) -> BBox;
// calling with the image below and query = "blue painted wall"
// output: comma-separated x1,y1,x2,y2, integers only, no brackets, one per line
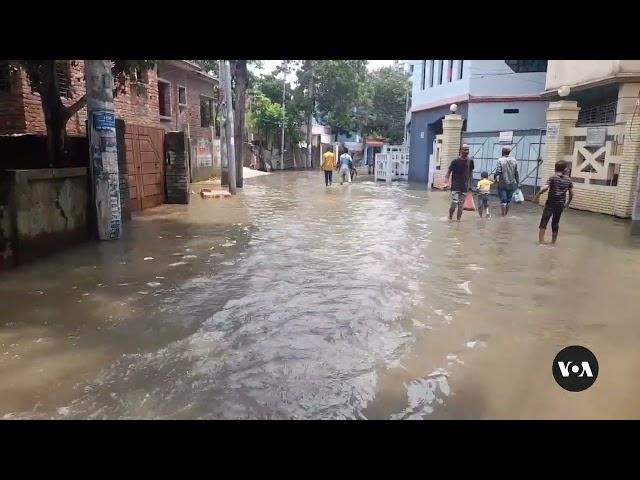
409,103,468,184
467,101,547,132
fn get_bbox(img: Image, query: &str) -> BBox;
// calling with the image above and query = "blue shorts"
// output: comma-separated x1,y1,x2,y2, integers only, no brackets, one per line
498,188,515,205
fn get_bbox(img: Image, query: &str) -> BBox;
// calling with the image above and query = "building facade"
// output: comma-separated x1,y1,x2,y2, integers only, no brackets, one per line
407,60,548,183
540,61,640,222
156,60,218,182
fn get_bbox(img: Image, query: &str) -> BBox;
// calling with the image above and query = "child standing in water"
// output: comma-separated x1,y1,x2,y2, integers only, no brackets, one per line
534,160,574,245
476,171,493,218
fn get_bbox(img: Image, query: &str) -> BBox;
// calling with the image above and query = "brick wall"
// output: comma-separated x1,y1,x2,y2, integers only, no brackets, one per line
0,60,161,136
157,63,217,142
570,184,617,215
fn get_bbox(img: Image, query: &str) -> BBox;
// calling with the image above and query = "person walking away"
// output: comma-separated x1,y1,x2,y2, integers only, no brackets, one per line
444,144,475,221
476,171,493,218
494,147,519,216
534,160,573,245
322,147,336,186
339,149,353,185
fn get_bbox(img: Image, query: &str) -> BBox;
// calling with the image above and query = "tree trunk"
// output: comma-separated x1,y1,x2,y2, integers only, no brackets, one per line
38,61,67,167
231,60,247,189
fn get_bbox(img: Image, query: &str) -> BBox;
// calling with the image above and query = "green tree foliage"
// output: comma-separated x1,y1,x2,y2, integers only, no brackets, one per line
253,73,293,105
362,66,410,144
247,93,282,148
310,60,369,134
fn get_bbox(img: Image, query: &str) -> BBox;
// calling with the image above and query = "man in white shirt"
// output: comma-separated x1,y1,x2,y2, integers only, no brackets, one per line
494,147,519,216
338,150,353,185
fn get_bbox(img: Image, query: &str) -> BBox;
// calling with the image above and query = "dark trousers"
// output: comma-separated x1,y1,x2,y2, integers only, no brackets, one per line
539,203,564,232
324,170,333,186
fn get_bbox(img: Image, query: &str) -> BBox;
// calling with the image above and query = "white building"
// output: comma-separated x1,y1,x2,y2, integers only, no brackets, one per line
407,60,548,183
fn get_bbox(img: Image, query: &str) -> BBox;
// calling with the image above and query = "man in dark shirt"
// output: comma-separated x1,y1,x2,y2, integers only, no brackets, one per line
444,144,475,221
534,160,574,245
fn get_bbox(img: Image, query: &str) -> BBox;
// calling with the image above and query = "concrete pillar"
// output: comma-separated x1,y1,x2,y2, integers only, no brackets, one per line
613,83,640,225
433,113,463,188
538,101,580,205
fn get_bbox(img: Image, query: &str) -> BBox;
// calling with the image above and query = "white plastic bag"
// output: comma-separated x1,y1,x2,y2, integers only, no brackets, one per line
513,188,524,203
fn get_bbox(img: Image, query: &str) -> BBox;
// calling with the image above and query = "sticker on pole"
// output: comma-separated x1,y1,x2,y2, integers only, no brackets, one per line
93,111,116,132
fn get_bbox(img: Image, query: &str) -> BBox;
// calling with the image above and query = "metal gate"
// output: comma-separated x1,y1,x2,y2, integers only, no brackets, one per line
462,129,545,197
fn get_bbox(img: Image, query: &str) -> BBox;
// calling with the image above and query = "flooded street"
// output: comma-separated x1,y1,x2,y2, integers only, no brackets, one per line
2,170,640,419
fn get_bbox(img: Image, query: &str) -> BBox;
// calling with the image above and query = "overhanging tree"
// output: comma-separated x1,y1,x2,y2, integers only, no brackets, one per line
311,60,369,135
362,66,410,144
12,60,156,167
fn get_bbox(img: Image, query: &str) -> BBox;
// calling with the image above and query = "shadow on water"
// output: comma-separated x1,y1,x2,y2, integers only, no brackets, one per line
2,170,640,419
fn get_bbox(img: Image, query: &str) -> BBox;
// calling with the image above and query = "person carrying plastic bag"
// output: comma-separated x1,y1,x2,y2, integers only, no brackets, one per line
443,144,475,221
494,147,520,216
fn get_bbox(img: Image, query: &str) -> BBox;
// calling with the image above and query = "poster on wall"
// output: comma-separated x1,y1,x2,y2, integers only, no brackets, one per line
196,139,213,167
499,131,513,143
586,127,607,147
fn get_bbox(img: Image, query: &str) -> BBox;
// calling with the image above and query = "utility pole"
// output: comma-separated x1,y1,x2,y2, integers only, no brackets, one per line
220,60,237,194
403,61,411,145
85,60,121,240
280,60,286,170
306,60,315,168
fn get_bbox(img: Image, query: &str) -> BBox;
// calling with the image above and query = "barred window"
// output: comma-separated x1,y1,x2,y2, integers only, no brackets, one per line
577,101,617,125
28,61,72,98
56,61,71,98
200,95,214,127
505,60,548,73
0,61,11,93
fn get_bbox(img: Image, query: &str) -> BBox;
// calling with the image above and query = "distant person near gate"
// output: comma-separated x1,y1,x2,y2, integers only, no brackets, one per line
322,147,336,186
494,147,519,217
444,144,475,221
338,149,353,185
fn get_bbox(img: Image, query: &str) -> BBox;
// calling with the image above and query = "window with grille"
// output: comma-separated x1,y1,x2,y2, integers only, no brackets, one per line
448,60,453,82
438,60,444,85
577,101,617,125
421,61,426,90
27,61,72,97
158,79,171,118
178,85,187,106
0,61,12,93
131,67,149,97
458,60,464,79
200,95,214,127
505,60,548,73
56,61,71,98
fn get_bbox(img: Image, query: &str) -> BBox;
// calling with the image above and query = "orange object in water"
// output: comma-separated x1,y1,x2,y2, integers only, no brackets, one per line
463,192,476,211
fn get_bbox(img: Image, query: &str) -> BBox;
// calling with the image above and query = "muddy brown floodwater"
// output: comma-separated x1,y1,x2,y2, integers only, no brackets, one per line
2,170,640,419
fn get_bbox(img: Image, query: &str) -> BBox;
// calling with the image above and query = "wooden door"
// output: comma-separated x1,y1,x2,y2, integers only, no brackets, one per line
124,124,165,212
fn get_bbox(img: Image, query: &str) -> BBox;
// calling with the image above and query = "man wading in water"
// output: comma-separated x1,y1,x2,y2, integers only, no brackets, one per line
444,144,475,221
